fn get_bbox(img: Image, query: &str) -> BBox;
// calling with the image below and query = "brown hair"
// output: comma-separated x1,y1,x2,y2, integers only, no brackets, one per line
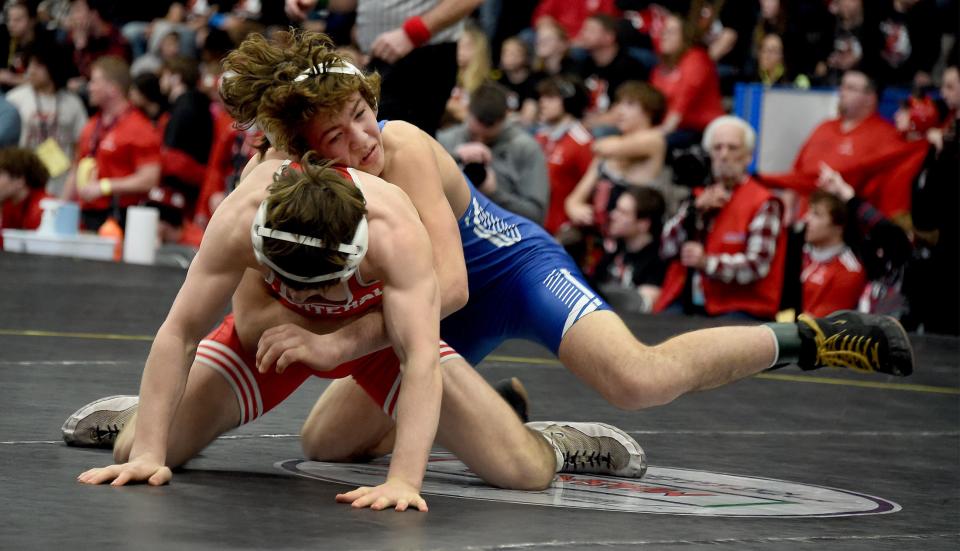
809,190,847,227
162,55,200,88
261,154,368,290
614,81,667,126
624,186,666,235
532,18,569,74
0,147,50,189
660,12,696,67
468,81,509,126
220,30,381,157
92,56,132,93
536,75,589,118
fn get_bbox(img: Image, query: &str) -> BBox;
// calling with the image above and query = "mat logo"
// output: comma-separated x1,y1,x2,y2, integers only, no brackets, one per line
278,452,901,518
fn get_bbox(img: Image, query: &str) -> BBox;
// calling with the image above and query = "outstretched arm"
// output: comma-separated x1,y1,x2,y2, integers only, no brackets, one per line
336,185,442,512
592,130,665,161
78,201,249,485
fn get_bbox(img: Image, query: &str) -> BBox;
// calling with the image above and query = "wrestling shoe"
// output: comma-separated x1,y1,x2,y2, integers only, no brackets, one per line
62,395,139,448
494,377,530,423
797,310,914,376
527,421,647,478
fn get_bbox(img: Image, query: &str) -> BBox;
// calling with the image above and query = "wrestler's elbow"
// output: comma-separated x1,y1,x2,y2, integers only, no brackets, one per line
447,275,469,314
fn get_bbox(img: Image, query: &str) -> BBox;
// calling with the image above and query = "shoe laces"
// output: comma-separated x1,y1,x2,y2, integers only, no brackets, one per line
799,314,880,373
563,450,614,472
89,423,121,443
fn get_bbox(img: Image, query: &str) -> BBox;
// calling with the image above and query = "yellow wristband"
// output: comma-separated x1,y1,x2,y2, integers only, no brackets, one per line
99,178,112,196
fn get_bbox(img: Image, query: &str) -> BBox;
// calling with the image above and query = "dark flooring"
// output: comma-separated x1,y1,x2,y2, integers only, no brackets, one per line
1,252,958,550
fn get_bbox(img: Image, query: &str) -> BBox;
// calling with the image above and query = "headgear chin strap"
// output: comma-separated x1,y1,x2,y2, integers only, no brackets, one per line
250,197,369,284
293,61,364,83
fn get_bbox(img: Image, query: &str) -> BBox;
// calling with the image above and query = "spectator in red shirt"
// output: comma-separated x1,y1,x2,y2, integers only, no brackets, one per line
650,12,726,151
535,75,593,236
656,115,786,320
62,56,161,231
800,190,866,317
817,162,913,318
0,147,50,246
762,69,928,221
532,0,620,46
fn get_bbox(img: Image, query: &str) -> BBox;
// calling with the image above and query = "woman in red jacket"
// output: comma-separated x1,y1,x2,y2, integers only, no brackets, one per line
650,12,726,150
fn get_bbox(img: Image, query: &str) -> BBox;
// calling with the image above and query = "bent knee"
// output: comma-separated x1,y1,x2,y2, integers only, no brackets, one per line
301,440,376,463
300,428,389,463
484,464,555,491
597,376,681,411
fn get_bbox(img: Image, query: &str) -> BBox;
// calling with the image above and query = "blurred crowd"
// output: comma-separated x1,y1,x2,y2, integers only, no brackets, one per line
0,0,956,333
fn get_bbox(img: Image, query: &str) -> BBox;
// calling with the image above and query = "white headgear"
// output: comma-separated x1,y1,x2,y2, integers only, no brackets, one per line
293,61,364,83
250,161,368,284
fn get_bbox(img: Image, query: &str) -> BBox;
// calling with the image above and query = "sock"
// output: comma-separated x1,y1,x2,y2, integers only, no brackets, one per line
551,444,564,473
535,428,565,473
763,322,803,369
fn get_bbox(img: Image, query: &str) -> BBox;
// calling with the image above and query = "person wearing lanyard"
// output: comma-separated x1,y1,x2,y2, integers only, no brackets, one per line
61,56,160,231
5,40,88,195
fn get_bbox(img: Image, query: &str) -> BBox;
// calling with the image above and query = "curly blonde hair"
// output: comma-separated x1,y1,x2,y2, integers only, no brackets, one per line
220,30,381,157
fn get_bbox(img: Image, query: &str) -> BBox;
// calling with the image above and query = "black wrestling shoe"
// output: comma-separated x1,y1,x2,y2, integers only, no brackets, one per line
797,310,914,376
62,395,139,448
494,377,530,423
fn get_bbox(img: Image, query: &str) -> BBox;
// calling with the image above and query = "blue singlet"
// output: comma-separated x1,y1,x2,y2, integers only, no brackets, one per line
379,120,612,365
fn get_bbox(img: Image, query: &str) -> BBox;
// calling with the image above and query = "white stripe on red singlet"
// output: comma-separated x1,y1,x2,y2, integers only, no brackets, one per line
200,340,264,419
383,340,461,420
382,375,401,419
195,341,261,423
439,339,460,363
195,352,252,424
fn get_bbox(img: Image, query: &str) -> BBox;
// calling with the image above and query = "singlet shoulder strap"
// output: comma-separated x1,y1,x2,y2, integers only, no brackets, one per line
344,166,365,193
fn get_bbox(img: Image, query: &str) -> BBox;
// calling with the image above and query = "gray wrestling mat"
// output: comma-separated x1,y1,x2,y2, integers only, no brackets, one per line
1,253,958,550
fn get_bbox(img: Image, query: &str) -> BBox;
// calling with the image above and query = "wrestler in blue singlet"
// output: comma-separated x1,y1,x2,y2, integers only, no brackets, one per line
379,120,612,365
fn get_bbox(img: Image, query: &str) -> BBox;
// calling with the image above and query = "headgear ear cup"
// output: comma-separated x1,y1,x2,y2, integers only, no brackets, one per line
250,163,368,284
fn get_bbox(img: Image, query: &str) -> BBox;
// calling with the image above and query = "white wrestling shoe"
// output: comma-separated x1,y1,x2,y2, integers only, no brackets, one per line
62,395,139,448
527,421,647,478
